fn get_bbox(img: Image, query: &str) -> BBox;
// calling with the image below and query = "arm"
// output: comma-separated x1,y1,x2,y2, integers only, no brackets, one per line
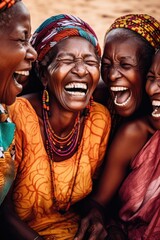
0,188,44,240
75,119,150,240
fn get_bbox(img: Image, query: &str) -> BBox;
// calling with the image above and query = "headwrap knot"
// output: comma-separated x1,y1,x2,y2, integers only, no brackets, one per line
30,14,101,62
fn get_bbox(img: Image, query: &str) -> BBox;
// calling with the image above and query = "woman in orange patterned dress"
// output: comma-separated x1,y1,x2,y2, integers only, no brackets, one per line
1,14,111,240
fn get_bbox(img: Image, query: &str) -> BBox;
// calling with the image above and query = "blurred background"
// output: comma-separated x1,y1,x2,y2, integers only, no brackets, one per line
23,0,160,48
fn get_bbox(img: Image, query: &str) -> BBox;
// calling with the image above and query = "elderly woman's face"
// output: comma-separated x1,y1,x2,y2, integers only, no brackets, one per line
146,51,160,129
101,29,145,117
0,2,37,105
46,36,100,112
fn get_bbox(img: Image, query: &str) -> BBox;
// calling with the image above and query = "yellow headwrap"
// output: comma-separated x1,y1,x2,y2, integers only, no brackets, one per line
108,14,160,49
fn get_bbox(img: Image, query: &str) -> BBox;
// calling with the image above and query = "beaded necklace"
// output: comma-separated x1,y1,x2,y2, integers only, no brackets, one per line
42,107,82,213
43,108,81,159
42,92,92,212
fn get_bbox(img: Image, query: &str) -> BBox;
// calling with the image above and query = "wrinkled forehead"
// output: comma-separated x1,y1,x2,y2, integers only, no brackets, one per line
105,28,141,42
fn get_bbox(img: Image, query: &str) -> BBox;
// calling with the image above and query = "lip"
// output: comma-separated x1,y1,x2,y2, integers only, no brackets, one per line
110,85,132,107
64,82,88,97
151,99,160,118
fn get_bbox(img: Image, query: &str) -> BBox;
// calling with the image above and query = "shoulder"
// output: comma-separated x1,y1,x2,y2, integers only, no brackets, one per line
90,101,111,132
9,97,33,112
9,96,38,123
119,117,153,139
91,101,111,123
109,117,154,162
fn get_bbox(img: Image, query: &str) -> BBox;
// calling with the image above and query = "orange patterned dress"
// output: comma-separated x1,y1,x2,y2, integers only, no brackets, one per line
9,97,111,239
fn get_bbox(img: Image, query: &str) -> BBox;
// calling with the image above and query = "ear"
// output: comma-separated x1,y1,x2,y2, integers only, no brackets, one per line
40,67,49,87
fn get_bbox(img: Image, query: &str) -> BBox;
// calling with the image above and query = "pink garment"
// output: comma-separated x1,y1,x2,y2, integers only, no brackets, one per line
119,130,160,240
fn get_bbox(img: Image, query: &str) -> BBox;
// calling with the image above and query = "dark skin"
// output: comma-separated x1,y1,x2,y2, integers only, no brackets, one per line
74,29,155,240
146,49,160,130
0,36,101,239
0,1,37,105
29,37,100,161
0,1,37,239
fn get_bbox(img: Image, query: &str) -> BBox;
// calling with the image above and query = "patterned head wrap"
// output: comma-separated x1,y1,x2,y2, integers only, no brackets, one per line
31,14,101,62
108,14,160,49
0,0,21,12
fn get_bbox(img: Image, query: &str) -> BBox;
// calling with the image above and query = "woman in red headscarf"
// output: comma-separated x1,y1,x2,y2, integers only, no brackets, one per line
0,14,111,240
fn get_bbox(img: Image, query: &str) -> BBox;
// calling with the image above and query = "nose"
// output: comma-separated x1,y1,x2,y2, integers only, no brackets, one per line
109,65,121,82
71,60,88,77
26,43,37,62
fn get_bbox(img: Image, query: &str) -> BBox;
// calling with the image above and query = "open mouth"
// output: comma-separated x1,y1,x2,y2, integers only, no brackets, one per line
64,82,88,96
152,100,160,118
14,70,29,80
110,86,132,107
13,70,30,87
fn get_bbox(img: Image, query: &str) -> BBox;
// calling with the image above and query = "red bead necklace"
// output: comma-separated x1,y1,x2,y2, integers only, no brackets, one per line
43,108,81,159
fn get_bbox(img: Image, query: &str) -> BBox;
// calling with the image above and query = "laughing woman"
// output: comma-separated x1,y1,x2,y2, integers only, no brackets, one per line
74,14,160,240
1,14,111,240
0,0,37,206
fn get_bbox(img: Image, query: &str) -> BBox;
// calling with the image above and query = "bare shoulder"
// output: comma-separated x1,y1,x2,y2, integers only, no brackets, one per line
108,117,155,165
119,117,154,139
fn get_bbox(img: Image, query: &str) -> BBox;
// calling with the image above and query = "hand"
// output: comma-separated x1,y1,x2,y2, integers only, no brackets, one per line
74,208,108,240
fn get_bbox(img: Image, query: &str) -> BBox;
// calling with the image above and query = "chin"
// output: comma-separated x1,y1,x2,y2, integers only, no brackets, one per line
115,106,133,117
152,119,160,130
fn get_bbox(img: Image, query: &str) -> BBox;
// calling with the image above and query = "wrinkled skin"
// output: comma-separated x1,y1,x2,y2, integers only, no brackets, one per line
75,29,154,240
146,50,160,130
101,29,147,117
0,1,37,105
43,36,100,113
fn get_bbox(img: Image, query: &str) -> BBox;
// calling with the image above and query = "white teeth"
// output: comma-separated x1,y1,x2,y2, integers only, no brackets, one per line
110,86,128,92
15,71,29,76
152,100,160,107
152,109,160,118
65,83,87,89
114,94,131,106
67,91,85,96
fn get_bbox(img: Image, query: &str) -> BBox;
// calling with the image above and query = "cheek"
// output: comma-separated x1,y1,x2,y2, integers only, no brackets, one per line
145,81,150,95
92,67,100,82
52,65,72,80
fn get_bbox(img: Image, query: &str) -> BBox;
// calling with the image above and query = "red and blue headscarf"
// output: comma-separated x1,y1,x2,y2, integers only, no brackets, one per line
30,14,101,62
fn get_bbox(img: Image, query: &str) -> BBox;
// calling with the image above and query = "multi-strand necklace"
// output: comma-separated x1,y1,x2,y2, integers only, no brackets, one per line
42,93,92,213
42,106,82,212
43,108,81,160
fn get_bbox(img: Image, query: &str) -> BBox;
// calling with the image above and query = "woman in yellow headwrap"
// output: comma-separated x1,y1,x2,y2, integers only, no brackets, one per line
75,14,160,240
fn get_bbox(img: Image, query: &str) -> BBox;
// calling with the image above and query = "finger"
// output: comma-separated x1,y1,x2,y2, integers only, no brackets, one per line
74,218,90,240
88,223,108,240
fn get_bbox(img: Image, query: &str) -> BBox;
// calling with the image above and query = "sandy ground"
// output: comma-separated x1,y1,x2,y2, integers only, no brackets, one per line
23,0,160,48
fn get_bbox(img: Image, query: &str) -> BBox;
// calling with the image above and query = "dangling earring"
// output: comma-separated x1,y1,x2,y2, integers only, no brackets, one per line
83,96,93,118
42,86,50,112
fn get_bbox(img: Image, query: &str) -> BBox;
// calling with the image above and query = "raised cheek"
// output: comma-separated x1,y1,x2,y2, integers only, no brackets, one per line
145,82,150,95
93,68,100,82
